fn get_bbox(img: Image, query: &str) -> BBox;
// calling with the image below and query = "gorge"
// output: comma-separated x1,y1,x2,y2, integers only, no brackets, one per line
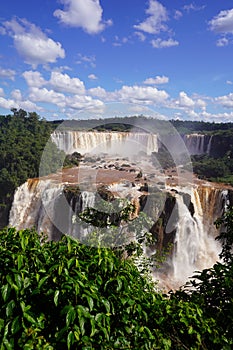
8,127,233,290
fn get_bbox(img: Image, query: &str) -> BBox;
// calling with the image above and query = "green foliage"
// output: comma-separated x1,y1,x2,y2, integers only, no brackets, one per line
192,154,233,184
63,152,83,168
0,226,230,349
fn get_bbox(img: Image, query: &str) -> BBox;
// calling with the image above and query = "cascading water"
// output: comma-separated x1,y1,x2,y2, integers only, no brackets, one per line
167,186,228,288
51,131,158,155
9,179,63,238
183,134,212,155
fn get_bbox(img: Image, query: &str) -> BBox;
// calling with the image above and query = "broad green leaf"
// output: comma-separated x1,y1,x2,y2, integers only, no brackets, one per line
17,255,23,270
23,312,36,324
14,274,22,289
78,316,85,336
6,300,15,317
2,284,10,302
67,331,74,350
54,290,60,307
11,316,21,334
86,296,94,312
0,319,4,331
116,277,122,292
102,299,110,314
66,306,76,327
38,276,49,289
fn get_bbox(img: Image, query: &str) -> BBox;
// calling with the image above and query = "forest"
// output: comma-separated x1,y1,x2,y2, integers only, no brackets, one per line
0,109,233,348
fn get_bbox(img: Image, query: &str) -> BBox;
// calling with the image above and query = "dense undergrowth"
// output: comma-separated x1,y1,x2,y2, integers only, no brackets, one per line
0,218,233,349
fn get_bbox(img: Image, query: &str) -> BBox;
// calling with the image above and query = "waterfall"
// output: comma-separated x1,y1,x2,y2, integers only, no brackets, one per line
183,134,212,155
9,173,231,289
169,186,228,287
206,135,213,155
9,179,63,238
9,179,98,240
51,131,158,155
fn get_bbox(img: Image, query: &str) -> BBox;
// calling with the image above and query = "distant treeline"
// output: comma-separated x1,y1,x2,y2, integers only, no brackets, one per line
49,115,233,135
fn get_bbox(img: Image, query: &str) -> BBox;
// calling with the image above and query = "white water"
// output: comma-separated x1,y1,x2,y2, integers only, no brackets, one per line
9,179,63,238
9,176,229,289
183,134,212,155
166,186,226,289
51,131,158,155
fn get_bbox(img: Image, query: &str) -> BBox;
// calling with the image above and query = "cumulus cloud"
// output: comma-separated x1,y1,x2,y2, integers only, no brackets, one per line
50,71,85,94
215,92,233,108
88,86,107,99
134,0,168,34
216,37,229,47
209,8,233,33
0,96,18,110
3,18,65,68
11,89,22,101
22,70,47,87
176,91,195,108
0,67,16,80
54,0,112,34
88,74,98,80
143,75,169,85
175,91,206,111
151,38,179,48
29,87,66,107
115,85,169,105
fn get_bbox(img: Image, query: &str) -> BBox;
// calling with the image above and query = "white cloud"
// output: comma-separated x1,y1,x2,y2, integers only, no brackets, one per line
226,80,233,85
174,10,183,20
0,67,16,80
22,70,47,87
115,85,169,105
0,87,4,96
176,91,195,108
175,92,207,110
11,89,22,101
183,4,205,13
216,37,229,47
76,53,96,67
209,9,233,33
88,74,98,80
134,0,168,34
66,94,104,110
50,71,85,94
151,38,179,48
89,86,107,99
143,75,169,85
29,87,66,107
3,18,65,68
215,92,233,108
134,31,146,42
54,0,112,34
0,96,18,110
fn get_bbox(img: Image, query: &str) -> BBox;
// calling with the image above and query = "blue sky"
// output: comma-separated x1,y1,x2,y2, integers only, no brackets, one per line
1,0,233,121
